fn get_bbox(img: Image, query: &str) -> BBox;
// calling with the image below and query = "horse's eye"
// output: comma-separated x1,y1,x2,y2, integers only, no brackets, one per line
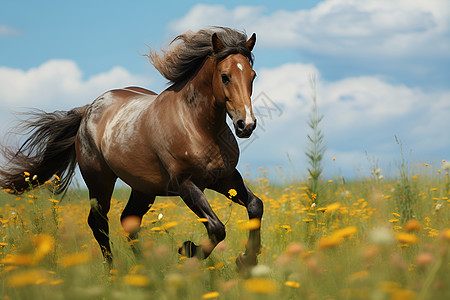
221,74,230,84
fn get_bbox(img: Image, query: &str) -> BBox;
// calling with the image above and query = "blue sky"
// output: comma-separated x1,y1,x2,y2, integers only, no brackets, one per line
1,0,449,182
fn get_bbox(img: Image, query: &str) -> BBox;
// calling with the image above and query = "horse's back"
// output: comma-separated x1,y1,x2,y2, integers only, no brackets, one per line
77,87,158,160
122,86,158,95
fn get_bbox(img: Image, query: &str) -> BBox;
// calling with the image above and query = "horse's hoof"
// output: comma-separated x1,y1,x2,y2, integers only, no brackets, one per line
236,252,258,272
178,241,200,258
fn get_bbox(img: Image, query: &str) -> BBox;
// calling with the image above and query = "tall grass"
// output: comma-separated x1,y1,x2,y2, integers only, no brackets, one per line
305,76,326,206
0,166,448,299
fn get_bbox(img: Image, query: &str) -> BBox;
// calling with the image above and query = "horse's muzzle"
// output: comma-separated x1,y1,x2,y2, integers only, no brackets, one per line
235,119,257,138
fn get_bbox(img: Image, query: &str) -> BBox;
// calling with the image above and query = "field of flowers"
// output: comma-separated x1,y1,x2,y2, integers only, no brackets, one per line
0,163,449,299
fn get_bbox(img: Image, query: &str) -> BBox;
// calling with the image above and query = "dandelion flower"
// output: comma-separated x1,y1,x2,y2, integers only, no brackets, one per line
202,292,219,299
238,218,261,230
284,281,300,288
124,274,151,287
325,202,341,214
7,269,47,287
334,226,357,239
228,189,237,198
404,219,421,232
34,234,55,262
244,278,278,294
318,235,344,249
61,252,90,268
395,233,419,244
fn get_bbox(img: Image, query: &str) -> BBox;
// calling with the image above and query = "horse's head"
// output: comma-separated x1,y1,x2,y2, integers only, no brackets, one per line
212,33,257,138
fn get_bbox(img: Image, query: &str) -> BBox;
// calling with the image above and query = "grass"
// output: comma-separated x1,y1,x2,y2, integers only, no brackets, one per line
0,165,449,300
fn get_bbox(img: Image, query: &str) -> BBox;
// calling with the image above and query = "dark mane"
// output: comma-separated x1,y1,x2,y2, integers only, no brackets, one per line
149,27,254,84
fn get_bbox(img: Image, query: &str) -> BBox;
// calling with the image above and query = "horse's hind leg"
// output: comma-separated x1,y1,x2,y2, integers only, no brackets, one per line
178,179,225,259
78,160,117,266
120,189,155,256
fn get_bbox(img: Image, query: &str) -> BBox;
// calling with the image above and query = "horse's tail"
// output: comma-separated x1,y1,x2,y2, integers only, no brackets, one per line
0,105,89,195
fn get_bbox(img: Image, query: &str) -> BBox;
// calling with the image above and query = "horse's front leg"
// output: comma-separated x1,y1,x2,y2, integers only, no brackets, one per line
178,179,226,259
210,169,264,270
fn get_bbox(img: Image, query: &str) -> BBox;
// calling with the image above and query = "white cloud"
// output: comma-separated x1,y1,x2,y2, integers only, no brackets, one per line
239,62,450,177
0,60,447,179
0,59,149,111
170,1,450,58
0,25,21,37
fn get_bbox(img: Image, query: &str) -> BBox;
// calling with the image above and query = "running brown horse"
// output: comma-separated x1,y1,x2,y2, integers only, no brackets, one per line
0,27,263,269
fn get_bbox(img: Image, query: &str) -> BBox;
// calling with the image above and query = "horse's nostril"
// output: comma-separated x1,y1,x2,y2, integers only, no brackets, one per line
252,119,257,130
237,120,245,130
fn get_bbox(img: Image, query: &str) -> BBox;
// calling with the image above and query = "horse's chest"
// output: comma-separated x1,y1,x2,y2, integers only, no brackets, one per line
199,142,238,182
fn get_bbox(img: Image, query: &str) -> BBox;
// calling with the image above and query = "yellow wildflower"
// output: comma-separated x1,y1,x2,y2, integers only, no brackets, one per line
7,269,47,287
244,278,278,294
238,218,261,230
325,202,341,214
404,220,421,232
228,189,237,198
318,235,344,249
124,274,151,287
2,254,34,266
60,252,90,268
34,234,55,262
284,281,300,288
202,291,219,299
395,233,419,244
334,226,358,239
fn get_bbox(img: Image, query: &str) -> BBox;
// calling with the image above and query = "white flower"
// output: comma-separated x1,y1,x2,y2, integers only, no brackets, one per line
369,227,394,247
158,213,163,220
441,161,450,170
250,264,271,277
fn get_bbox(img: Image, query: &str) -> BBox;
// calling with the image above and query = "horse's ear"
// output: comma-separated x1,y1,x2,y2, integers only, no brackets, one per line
246,33,256,51
212,33,225,53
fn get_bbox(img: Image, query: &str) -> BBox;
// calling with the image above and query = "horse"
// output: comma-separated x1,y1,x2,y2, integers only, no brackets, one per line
0,27,263,269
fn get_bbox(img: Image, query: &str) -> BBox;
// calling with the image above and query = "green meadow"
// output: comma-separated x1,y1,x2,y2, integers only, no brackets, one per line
0,163,449,300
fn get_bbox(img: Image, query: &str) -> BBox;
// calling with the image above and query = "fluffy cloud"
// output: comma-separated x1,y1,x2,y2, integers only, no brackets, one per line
0,59,149,111
0,60,447,179
170,1,450,58
239,62,449,176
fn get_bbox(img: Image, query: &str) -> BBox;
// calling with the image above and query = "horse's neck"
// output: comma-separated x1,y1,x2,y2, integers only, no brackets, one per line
178,58,227,134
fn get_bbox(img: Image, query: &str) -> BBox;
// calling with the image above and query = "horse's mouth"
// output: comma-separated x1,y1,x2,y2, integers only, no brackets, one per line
235,127,255,138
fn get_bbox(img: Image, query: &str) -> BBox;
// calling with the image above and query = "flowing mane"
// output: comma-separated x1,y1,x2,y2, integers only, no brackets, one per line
149,27,254,84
